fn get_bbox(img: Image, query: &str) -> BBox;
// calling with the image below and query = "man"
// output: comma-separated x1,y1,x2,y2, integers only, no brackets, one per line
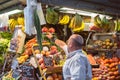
55,34,92,80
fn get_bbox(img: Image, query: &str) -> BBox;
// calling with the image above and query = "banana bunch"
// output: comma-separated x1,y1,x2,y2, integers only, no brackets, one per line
102,16,110,32
58,15,70,25
115,19,120,31
17,17,24,26
94,15,110,32
17,55,29,64
94,15,102,28
46,8,59,24
8,19,18,32
69,13,84,32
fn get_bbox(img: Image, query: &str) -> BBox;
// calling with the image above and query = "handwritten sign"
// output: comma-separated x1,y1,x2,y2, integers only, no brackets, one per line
43,56,54,67
21,65,35,78
12,69,21,79
11,59,18,70
118,64,120,73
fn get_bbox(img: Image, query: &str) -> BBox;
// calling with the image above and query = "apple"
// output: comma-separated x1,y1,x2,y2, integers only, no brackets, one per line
39,58,44,64
50,49,58,55
52,73,58,79
50,46,57,50
40,63,46,69
48,27,55,33
42,27,48,32
46,76,54,80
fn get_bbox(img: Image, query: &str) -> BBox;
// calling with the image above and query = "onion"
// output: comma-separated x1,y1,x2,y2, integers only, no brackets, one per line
43,46,49,51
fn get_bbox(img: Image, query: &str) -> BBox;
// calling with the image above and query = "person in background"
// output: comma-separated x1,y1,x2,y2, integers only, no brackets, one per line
55,34,92,80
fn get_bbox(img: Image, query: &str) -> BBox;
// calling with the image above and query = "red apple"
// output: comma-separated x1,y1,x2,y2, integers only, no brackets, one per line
42,27,48,32
50,46,57,50
50,49,58,55
39,58,44,64
40,63,46,69
48,27,55,33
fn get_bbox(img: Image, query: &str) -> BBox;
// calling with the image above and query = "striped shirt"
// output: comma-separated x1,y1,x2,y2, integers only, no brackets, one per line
63,49,92,80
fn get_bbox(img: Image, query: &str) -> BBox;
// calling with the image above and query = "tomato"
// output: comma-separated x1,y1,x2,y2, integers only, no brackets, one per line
42,27,48,32
48,27,55,33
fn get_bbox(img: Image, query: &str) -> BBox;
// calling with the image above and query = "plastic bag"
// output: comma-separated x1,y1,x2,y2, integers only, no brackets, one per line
0,14,8,31
37,3,46,25
24,0,37,36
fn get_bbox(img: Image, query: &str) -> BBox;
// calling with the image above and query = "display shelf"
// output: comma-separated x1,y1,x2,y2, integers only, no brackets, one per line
44,66,62,75
86,48,117,52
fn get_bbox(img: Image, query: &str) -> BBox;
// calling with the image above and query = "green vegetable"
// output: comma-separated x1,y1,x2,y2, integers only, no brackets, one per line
0,32,12,40
34,9,42,51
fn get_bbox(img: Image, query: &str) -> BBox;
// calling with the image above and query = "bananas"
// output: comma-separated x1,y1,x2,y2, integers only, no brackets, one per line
58,15,70,25
69,13,84,32
94,15,102,27
46,8,59,24
115,19,120,31
9,17,25,33
94,15,110,32
17,17,24,25
9,19,18,32
72,21,85,32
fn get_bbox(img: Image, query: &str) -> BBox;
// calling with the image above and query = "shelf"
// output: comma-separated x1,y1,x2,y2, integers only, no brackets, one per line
43,66,62,75
86,48,117,52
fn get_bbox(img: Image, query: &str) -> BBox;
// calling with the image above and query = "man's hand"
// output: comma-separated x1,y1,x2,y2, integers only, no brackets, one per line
55,39,66,49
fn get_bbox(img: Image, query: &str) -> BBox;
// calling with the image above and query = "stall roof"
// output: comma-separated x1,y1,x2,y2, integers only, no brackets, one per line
0,0,120,17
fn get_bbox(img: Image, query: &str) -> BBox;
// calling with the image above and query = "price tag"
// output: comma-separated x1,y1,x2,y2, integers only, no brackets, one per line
43,56,54,67
11,59,18,70
106,52,113,58
20,65,35,78
12,69,21,79
118,64,120,73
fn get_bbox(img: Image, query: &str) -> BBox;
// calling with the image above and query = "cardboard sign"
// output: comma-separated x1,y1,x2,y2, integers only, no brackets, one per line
43,56,54,67
12,69,21,79
118,64,120,73
21,65,35,78
11,59,18,70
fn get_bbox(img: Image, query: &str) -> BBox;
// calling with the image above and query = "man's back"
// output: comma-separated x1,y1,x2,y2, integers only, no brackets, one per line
63,49,92,80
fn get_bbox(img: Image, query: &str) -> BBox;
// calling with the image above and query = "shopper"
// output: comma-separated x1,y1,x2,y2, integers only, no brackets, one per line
55,34,92,80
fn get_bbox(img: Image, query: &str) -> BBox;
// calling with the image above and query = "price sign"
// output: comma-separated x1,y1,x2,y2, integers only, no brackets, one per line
11,59,18,70
20,65,35,78
118,64,120,73
12,69,21,79
43,56,54,67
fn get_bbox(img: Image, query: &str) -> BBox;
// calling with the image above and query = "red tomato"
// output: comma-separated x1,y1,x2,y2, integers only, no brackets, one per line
42,27,48,32
48,27,55,33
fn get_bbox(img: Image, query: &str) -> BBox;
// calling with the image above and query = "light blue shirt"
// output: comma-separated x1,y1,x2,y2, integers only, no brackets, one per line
63,49,92,80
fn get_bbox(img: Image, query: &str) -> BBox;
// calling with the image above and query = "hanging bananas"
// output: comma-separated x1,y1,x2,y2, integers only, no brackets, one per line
58,15,70,25
94,15,102,28
9,17,25,33
94,15,110,32
17,17,24,26
69,13,84,32
46,8,59,24
9,19,18,32
115,19,120,32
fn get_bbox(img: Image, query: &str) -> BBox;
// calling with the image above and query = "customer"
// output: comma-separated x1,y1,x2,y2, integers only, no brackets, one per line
55,34,92,80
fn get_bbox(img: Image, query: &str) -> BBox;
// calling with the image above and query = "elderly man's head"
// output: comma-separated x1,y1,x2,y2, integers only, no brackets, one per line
67,34,84,52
